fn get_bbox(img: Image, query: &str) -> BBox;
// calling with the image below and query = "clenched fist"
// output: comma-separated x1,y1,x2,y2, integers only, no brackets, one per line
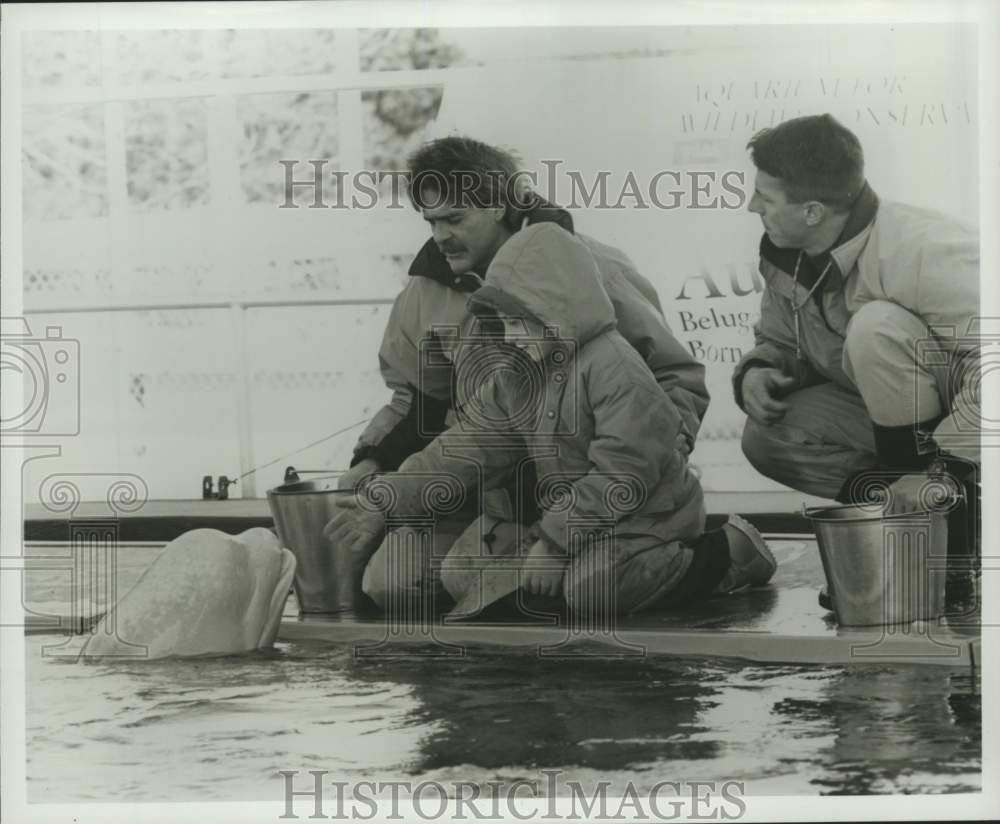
741,367,797,425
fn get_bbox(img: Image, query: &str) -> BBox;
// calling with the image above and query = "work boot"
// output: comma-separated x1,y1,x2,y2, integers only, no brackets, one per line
714,515,777,594
863,430,979,612
941,460,980,611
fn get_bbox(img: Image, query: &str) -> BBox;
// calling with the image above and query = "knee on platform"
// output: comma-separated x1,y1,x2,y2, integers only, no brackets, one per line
360,580,390,611
360,550,391,610
439,555,466,603
359,538,421,610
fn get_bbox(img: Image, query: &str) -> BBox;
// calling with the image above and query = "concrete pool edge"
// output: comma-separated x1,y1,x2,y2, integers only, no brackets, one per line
21,611,982,671
21,497,984,673
276,617,980,670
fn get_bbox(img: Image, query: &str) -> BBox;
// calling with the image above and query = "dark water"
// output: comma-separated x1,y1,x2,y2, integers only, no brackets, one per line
26,635,981,801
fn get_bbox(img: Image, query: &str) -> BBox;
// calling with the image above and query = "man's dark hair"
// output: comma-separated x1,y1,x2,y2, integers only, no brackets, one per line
747,114,865,212
406,136,532,229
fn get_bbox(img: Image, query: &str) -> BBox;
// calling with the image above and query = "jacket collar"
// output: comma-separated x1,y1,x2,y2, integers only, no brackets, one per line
759,181,880,289
408,197,575,293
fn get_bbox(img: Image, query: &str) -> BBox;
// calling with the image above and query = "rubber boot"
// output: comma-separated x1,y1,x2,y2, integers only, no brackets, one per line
938,458,980,612
832,418,942,504
869,421,980,613
713,515,777,593
669,528,731,606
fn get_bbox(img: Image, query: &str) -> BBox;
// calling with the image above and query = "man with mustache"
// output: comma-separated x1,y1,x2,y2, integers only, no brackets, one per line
328,223,776,619
334,136,714,612
734,114,980,607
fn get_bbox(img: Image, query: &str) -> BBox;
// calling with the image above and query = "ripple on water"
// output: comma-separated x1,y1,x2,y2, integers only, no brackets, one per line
24,636,981,801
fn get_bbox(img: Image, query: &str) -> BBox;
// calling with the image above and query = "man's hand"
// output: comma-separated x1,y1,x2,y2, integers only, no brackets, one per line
337,458,380,491
741,367,797,425
884,472,960,515
323,495,384,560
520,539,567,598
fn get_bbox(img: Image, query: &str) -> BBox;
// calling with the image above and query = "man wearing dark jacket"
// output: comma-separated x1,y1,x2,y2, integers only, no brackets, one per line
335,136,710,611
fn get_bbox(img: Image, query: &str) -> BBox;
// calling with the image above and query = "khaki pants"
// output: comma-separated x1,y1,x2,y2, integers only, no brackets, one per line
741,300,956,498
360,513,475,611
441,506,706,618
361,514,699,617
361,507,709,618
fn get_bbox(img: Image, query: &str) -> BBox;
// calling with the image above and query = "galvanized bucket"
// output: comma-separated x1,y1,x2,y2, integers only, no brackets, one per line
806,503,948,626
266,472,371,615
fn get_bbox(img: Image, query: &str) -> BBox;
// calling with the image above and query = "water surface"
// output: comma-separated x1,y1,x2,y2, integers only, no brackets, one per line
26,635,981,801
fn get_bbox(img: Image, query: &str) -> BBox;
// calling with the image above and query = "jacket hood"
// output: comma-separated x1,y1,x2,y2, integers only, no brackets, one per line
468,223,616,346
408,197,575,293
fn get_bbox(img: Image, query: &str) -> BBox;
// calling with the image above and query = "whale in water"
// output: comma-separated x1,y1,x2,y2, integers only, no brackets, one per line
83,527,296,660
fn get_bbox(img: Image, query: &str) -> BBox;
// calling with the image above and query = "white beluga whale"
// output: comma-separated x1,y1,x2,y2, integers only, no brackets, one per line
83,527,296,660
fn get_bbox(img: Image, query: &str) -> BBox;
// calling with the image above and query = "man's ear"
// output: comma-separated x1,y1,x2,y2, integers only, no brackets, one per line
511,172,535,206
803,200,827,227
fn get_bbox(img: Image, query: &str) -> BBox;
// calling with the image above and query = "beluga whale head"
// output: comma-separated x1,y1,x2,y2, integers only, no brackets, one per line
82,527,296,660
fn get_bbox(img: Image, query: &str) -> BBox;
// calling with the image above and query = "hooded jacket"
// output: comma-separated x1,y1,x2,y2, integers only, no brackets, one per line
351,201,709,472
732,185,980,463
390,223,706,552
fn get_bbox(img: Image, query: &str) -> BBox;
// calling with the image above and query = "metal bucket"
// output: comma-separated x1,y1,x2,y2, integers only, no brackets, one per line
806,503,948,626
267,474,371,615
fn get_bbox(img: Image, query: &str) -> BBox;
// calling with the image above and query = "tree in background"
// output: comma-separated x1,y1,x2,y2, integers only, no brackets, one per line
360,29,465,177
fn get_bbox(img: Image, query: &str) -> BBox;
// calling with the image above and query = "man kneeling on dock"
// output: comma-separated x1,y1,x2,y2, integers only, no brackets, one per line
326,223,776,619
331,136,711,614
733,114,981,605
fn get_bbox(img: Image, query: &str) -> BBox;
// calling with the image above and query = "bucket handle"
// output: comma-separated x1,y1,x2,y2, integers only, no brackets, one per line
802,471,966,518
284,465,347,484
801,501,883,518
803,492,961,520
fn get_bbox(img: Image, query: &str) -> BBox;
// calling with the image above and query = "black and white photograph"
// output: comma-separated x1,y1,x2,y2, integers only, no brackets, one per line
1,1,997,822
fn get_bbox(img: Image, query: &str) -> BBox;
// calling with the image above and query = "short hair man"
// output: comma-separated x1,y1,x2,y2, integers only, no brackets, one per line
734,114,980,603
334,136,710,612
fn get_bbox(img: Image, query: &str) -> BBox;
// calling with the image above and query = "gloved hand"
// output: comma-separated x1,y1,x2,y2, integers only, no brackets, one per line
337,457,380,491
323,494,384,560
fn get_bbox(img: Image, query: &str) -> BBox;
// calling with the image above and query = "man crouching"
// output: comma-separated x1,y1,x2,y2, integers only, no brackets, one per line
326,224,775,619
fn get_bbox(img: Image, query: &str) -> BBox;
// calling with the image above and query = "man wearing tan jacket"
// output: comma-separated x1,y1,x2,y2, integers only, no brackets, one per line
334,137,711,611
732,114,980,604
329,224,775,617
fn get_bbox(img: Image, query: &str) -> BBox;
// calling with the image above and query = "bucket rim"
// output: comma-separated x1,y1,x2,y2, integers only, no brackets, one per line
804,501,942,523
266,478,355,496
